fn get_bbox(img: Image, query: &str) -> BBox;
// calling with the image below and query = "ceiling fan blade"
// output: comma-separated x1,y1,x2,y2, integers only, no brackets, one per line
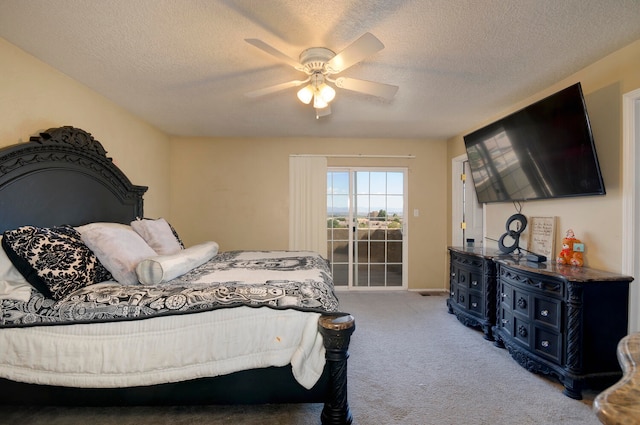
245,79,310,98
245,38,302,69
326,32,385,73
334,77,399,100
315,105,332,119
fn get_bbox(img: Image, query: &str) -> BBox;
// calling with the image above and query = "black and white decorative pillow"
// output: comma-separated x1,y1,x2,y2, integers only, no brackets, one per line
131,218,184,255
1,225,112,300
167,221,185,249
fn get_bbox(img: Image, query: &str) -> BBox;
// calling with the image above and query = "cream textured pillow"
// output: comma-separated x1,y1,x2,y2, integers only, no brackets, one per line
130,218,183,255
79,222,157,285
136,241,219,285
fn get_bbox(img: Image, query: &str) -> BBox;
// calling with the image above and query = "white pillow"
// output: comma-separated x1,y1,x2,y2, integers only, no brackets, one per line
136,241,219,285
130,218,182,255
0,236,32,302
78,223,158,285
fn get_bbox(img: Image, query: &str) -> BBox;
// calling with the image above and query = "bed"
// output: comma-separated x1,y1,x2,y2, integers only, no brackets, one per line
0,126,355,425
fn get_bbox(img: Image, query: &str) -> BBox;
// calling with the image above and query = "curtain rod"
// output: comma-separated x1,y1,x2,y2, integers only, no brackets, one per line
290,154,415,159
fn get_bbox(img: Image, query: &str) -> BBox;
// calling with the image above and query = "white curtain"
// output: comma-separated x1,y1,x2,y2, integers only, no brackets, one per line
289,156,327,254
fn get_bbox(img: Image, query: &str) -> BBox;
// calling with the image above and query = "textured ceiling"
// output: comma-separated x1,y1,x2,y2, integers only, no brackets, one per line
1,0,640,140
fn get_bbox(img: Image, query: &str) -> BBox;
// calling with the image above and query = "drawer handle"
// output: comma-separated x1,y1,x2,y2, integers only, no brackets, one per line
541,340,550,348
501,293,508,299
471,302,477,308
501,319,509,325
517,297,527,309
518,325,528,338
471,280,478,286
540,310,549,317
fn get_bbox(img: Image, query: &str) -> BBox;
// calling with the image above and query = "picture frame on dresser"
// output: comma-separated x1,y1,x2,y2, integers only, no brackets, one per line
527,216,556,260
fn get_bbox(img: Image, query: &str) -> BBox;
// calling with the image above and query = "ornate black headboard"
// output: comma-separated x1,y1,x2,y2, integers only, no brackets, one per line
0,126,148,232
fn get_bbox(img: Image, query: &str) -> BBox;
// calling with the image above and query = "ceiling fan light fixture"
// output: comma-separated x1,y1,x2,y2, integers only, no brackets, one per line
297,85,314,104
298,76,335,108
245,33,396,119
318,83,336,103
313,94,328,109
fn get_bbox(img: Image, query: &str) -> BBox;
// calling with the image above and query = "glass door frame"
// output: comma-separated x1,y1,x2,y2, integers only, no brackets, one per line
327,167,409,290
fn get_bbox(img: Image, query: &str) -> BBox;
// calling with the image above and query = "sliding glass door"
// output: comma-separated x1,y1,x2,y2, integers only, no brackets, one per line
327,168,407,289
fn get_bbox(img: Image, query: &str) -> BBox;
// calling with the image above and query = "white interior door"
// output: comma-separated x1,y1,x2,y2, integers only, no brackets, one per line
452,154,484,248
622,88,640,333
464,161,484,247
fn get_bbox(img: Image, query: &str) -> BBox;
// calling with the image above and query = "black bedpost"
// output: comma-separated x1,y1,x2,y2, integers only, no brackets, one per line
318,313,355,425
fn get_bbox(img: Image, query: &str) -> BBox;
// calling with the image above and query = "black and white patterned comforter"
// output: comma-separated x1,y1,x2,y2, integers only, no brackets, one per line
0,251,339,328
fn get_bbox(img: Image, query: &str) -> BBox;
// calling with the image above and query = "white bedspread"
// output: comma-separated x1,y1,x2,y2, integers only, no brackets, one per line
0,305,325,389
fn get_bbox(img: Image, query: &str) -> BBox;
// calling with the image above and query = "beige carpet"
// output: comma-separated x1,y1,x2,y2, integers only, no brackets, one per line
0,291,605,425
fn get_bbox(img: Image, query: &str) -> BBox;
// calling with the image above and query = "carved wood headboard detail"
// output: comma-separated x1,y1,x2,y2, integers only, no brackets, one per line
0,126,147,232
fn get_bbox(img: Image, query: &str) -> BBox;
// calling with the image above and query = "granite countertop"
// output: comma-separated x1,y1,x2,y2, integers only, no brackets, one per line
447,245,521,260
496,259,635,283
594,332,640,424
449,246,633,283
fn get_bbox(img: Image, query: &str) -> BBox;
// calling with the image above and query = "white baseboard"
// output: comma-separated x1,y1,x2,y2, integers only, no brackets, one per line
408,288,449,295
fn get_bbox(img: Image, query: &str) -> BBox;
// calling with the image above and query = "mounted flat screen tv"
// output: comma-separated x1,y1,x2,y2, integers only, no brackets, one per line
463,82,605,203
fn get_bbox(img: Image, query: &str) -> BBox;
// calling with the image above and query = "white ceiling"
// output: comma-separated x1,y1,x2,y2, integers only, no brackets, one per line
1,0,640,140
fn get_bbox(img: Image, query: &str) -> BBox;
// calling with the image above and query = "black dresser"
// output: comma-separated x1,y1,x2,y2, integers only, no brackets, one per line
446,247,513,341
447,248,632,399
493,259,631,399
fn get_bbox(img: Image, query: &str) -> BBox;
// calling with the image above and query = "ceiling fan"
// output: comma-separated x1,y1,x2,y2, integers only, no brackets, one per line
245,33,399,119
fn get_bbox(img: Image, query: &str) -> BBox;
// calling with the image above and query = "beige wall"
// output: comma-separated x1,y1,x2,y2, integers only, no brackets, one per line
0,38,171,217
169,137,448,290
447,39,640,274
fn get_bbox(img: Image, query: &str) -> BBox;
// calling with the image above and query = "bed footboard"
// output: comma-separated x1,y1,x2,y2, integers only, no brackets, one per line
318,313,356,425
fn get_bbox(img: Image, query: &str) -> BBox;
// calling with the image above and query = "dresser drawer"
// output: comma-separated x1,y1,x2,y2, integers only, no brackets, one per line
534,296,562,330
452,287,467,308
450,253,484,290
498,307,533,349
499,282,560,353
452,268,482,290
512,287,532,317
534,327,562,363
499,304,562,358
452,287,483,317
450,251,484,270
499,282,532,313
497,308,514,338
512,314,532,348
501,282,562,331
498,281,513,311
468,292,484,316
468,271,482,290
499,262,564,297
